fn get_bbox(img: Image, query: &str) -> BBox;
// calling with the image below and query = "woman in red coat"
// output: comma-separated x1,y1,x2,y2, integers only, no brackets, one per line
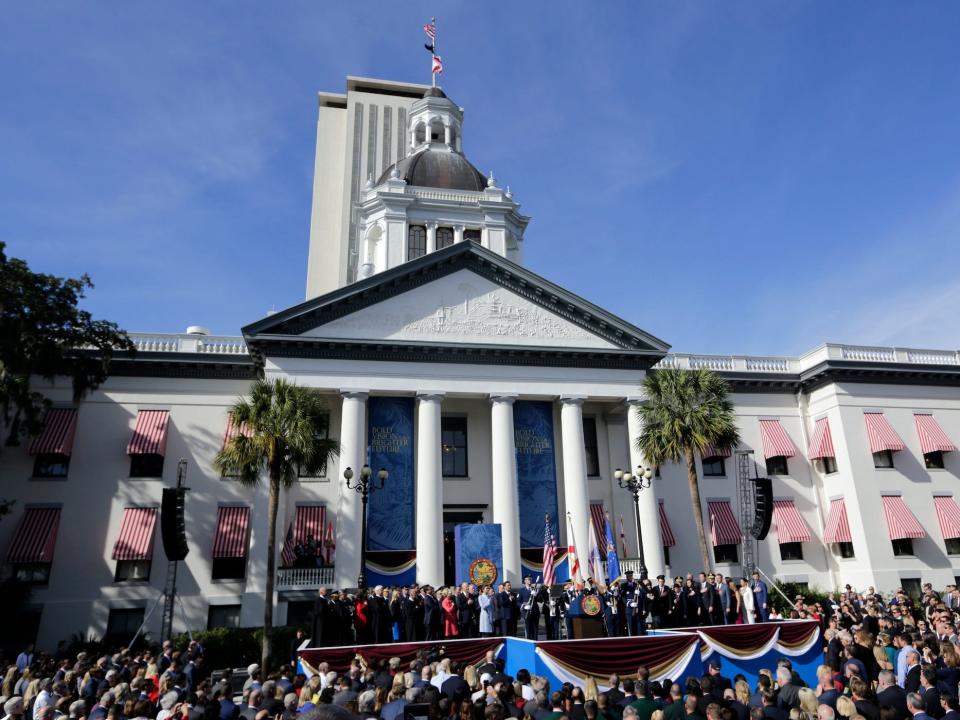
441,589,459,638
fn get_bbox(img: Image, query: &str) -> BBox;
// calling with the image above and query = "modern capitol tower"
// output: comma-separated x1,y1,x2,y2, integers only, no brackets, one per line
3,72,960,649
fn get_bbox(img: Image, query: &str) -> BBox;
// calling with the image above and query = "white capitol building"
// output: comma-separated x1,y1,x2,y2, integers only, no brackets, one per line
4,75,960,649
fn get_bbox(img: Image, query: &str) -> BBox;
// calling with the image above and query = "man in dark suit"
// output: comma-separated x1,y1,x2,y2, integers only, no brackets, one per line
908,692,932,720
603,675,625,706
701,660,732,696
905,651,922,694
399,587,416,642
622,571,643,636
422,586,440,640
456,583,476,639
519,577,541,640
851,678,880,720
761,690,787,720
498,581,517,637
920,667,944,719
877,671,909,720
940,695,960,720
440,662,470,704
311,587,331,647
775,667,801,711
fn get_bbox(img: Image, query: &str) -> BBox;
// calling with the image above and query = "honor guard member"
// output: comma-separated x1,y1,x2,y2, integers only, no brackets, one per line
599,584,619,637
543,585,558,640
623,570,644,636
519,576,540,640
561,581,576,640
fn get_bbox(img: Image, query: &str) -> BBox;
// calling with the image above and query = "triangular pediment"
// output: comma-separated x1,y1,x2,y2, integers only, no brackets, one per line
301,269,619,349
243,242,669,363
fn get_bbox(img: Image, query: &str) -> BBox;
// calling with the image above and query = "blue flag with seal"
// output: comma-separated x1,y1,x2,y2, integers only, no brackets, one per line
605,512,622,584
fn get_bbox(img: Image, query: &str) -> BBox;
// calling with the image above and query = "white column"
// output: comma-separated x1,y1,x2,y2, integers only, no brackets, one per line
426,221,437,254
560,397,591,574
490,394,521,584
416,393,445,587
444,124,452,147
626,397,665,577
335,390,367,588
453,224,465,244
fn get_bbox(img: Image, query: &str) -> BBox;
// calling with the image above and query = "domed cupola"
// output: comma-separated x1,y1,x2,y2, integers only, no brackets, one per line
356,85,530,280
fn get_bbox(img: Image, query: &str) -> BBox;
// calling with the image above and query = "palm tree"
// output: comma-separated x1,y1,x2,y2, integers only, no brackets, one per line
636,367,740,573
214,378,338,669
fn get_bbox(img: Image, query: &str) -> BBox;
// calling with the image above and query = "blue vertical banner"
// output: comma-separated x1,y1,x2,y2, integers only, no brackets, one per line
367,396,415,550
513,400,560,548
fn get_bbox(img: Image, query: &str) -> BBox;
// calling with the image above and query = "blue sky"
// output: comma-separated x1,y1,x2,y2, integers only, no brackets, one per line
2,2,959,355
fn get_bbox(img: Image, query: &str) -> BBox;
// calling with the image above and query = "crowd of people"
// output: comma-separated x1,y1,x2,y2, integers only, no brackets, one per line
310,570,777,645
5,579,960,720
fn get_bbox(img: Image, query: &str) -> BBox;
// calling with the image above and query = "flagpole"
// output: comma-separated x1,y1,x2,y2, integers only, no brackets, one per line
566,511,583,583
432,17,437,88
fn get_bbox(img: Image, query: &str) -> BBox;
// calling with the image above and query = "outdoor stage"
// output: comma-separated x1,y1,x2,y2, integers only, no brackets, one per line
298,619,821,690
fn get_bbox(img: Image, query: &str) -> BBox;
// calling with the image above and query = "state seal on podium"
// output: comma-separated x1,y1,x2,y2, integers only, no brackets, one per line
468,558,498,586
582,594,602,616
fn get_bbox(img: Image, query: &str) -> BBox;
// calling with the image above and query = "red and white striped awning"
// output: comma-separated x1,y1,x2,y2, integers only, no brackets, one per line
658,501,676,547
773,499,812,544
934,495,960,541
864,412,906,454
915,414,957,454
212,506,250,558
807,417,836,460
590,502,607,550
127,410,170,455
222,413,253,449
701,444,732,459
823,498,852,543
294,505,326,547
882,495,926,540
29,408,79,456
112,507,158,561
7,507,61,563
708,500,742,546
759,419,797,459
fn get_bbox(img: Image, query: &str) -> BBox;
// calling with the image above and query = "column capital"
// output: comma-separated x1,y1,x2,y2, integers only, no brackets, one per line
489,393,517,405
416,391,446,402
453,223,465,232
340,389,369,400
425,220,438,230
558,395,587,406
625,395,645,407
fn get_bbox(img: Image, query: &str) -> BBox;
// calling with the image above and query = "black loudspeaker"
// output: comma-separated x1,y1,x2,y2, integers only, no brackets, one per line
161,487,189,561
750,477,773,541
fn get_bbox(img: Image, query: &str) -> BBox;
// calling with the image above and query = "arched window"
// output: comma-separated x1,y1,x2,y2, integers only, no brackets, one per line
436,227,454,249
463,229,482,244
408,225,426,260
414,122,426,145
429,118,444,142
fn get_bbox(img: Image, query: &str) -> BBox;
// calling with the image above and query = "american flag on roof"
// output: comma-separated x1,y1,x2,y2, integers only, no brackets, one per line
432,55,443,76
423,20,436,41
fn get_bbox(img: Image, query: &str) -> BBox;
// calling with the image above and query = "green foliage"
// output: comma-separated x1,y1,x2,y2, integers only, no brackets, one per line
171,626,298,672
214,378,339,486
768,581,833,615
0,241,134,447
636,368,741,466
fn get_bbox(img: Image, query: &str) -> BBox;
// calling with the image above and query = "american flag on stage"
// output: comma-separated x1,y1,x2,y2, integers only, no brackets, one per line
619,514,629,558
566,513,583,582
280,522,295,567
542,515,557,586
323,520,336,565
423,20,436,41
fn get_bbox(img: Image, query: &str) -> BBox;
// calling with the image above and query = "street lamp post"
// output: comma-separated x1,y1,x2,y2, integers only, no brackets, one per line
614,465,654,580
344,464,389,590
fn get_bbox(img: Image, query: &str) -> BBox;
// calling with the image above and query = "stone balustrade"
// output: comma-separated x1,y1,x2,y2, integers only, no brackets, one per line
277,566,335,590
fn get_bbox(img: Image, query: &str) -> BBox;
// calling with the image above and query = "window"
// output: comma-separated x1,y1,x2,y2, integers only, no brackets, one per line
115,560,151,582
105,608,145,643
765,456,789,475
702,457,726,477
947,538,960,556
441,417,468,477
207,604,241,630
820,456,838,474
408,226,426,260
892,538,914,556
436,227,454,249
713,544,739,564
663,546,670,567
463,229,481,244
13,563,51,585
297,414,330,479
130,454,164,478
780,542,804,561
925,451,945,469
212,557,246,581
33,453,69,479
902,578,922,599
286,600,314,630
655,466,661,478
583,418,600,477
873,450,894,469
837,542,855,559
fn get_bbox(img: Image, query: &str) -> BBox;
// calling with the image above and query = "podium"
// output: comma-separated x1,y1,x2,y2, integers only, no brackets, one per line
571,616,605,639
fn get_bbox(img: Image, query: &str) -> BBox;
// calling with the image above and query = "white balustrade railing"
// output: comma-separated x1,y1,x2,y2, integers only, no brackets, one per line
410,188,484,203
125,332,248,355
277,566,335,590
128,334,182,352
840,345,897,362
198,337,249,355
744,357,791,372
905,349,960,365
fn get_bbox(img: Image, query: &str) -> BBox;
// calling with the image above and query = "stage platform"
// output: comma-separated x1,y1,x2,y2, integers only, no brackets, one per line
298,620,821,690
